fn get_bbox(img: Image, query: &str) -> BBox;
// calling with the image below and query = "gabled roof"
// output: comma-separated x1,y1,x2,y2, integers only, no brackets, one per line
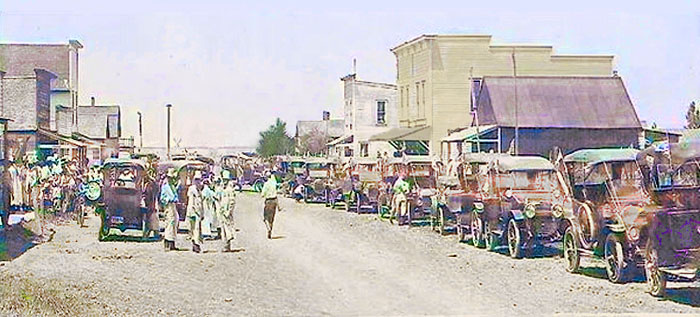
77,105,120,139
476,76,642,129
564,148,639,165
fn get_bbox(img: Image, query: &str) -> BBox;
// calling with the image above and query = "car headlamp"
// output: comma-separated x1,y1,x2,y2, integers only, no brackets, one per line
627,226,640,242
525,204,536,218
552,205,564,218
473,202,485,213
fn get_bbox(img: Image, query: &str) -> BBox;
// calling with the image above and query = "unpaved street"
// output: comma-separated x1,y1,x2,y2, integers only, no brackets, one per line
1,193,699,315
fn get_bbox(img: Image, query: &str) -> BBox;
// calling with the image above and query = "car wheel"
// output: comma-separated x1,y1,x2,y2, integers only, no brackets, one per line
563,226,580,273
645,239,667,297
507,219,523,259
253,181,263,193
471,212,485,248
604,233,628,283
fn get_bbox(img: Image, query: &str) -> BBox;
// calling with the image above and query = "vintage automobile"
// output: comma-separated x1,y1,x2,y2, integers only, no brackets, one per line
558,148,654,284
634,141,700,296
301,157,334,203
434,153,506,239
97,158,159,241
341,158,385,213
158,160,209,221
474,155,570,258
404,156,439,225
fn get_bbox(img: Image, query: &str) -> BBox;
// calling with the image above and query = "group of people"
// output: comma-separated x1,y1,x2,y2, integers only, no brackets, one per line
159,169,239,253
2,154,95,233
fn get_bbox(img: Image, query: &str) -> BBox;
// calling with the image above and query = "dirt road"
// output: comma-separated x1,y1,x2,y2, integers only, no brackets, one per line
1,192,698,315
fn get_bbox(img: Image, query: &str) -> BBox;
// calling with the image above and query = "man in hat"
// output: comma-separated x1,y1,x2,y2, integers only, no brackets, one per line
217,172,237,251
160,168,180,251
186,171,204,253
260,171,278,239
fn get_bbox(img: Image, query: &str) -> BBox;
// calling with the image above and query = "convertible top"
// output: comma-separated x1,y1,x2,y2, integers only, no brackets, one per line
638,140,700,167
103,158,147,169
493,156,554,172
157,160,207,173
564,148,639,165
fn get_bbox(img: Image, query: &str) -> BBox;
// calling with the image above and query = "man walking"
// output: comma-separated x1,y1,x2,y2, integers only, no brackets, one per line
261,171,278,239
217,174,237,251
187,172,204,253
391,173,410,225
160,168,179,251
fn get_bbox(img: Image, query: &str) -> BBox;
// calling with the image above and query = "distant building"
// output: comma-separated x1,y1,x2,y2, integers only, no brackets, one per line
295,113,343,155
0,40,83,133
442,76,643,157
75,100,121,162
330,74,397,158
388,34,615,156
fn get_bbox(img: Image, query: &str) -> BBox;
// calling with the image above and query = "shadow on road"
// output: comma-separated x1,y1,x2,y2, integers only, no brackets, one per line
270,236,285,240
0,225,41,261
665,287,700,307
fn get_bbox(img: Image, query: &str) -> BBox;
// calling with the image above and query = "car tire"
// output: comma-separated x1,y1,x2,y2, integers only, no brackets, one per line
563,226,580,273
604,233,629,283
507,219,524,259
485,223,499,251
645,239,667,297
470,212,485,248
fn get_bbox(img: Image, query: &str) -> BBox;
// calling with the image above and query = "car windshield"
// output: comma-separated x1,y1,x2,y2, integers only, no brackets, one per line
657,159,700,188
508,170,563,192
108,166,139,189
291,161,305,168
586,160,644,194
307,163,328,170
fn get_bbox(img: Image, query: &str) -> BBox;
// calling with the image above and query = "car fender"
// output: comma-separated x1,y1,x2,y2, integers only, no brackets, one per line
510,209,525,221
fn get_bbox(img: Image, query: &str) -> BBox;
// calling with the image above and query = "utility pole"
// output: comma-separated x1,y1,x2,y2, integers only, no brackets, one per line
137,111,143,152
166,104,172,159
511,48,519,155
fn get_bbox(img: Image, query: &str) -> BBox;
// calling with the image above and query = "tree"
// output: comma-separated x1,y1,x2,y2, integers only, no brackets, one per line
686,101,700,129
297,126,328,156
256,118,294,157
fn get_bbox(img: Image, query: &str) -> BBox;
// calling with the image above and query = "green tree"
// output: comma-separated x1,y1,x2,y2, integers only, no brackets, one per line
256,118,294,157
686,101,700,129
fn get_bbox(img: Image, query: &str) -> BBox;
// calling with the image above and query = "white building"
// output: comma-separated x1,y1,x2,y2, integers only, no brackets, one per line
331,73,398,158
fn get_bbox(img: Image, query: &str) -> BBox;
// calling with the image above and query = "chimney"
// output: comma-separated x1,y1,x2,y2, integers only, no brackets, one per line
91,96,95,106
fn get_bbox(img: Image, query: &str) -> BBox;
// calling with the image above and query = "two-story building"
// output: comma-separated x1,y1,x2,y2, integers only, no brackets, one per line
387,34,614,157
330,73,398,158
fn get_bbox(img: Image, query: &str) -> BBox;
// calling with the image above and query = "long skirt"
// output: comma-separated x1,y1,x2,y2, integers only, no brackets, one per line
163,203,179,242
263,198,277,230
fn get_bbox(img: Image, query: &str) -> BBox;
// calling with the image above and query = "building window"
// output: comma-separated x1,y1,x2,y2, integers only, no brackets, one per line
421,80,426,118
471,78,482,111
377,100,386,125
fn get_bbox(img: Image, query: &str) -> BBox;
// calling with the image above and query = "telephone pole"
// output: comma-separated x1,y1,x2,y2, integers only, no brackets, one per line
166,104,172,159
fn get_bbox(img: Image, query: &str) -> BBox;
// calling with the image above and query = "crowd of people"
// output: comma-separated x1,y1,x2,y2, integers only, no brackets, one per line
1,154,98,235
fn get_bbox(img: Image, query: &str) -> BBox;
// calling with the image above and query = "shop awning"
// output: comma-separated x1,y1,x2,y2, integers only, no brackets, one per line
442,125,496,142
369,126,431,141
327,134,353,146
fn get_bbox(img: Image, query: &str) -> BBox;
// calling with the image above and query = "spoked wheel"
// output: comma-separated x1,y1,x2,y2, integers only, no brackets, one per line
604,233,628,283
645,239,667,297
252,181,263,193
470,212,485,248
563,227,580,273
507,219,524,259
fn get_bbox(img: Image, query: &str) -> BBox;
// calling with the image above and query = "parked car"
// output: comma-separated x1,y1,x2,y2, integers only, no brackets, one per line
559,148,651,283
476,156,570,258
97,158,159,241
302,157,335,203
634,141,700,296
157,160,209,221
343,158,385,213
435,153,506,240
403,156,439,225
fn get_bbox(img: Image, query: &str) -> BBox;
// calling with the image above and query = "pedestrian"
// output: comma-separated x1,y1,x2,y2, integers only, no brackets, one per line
201,178,217,239
160,168,179,251
218,175,237,252
186,171,204,253
261,171,279,239
391,172,410,225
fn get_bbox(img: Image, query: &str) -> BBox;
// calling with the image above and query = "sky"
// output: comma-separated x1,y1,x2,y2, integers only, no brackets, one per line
0,1,698,147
